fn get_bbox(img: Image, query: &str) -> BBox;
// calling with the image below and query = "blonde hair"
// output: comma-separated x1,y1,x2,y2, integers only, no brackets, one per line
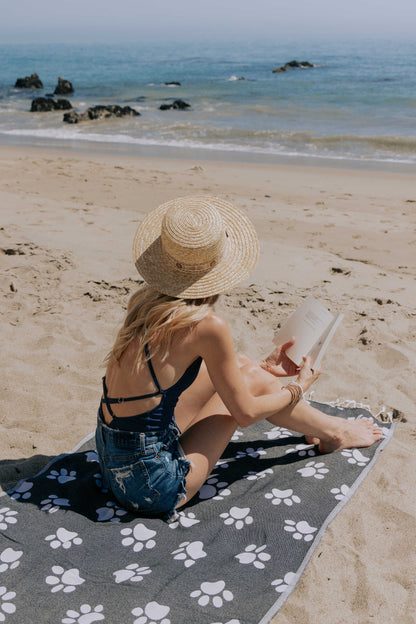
106,284,218,371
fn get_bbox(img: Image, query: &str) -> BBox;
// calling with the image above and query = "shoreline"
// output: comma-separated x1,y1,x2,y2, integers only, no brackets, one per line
1,136,415,175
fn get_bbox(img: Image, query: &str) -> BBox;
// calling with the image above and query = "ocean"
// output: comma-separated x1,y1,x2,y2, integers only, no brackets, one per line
0,38,415,168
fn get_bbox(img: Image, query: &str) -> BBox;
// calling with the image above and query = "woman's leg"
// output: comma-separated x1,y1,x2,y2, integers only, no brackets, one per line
240,360,383,453
174,355,251,433
175,357,382,507
177,393,238,507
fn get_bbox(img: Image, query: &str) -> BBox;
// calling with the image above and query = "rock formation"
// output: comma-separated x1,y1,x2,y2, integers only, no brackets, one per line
63,105,140,124
30,97,72,112
273,60,315,73
54,77,74,95
159,99,190,111
15,73,43,89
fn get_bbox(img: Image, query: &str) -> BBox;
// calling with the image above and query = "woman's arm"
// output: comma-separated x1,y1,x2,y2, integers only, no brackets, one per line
194,312,319,428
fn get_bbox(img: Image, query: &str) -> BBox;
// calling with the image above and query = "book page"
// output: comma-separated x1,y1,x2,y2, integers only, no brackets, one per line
308,312,343,369
273,296,335,366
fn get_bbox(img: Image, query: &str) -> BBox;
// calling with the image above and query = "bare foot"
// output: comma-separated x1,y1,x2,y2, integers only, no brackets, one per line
319,417,383,453
305,435,320,445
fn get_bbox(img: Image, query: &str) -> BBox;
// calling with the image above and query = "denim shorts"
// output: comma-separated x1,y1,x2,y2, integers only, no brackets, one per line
95,413,191,522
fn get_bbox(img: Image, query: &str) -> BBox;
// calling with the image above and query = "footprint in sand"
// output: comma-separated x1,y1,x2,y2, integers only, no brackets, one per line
375,344,409,370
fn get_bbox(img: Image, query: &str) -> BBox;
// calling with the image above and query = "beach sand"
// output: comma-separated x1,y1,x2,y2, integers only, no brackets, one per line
1,145,415,623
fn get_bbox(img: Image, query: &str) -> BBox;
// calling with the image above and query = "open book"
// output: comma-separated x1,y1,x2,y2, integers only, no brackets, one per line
273,296,343,369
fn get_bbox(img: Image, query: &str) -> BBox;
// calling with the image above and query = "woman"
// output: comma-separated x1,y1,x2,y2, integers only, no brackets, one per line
96,195,382,522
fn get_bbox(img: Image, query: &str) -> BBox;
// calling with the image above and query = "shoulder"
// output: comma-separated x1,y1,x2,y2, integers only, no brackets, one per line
196,311,229,336
193,311,234,352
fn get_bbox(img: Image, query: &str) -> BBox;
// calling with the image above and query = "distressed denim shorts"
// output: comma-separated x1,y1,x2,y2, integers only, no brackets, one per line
95,413,191,522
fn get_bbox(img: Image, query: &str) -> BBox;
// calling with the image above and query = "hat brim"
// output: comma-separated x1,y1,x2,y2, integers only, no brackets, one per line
132,196,259,299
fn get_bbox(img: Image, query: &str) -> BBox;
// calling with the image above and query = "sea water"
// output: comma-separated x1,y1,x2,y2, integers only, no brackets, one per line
0,38,415,167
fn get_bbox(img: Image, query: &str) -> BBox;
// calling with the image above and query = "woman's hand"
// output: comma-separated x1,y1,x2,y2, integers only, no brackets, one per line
259,337,299,377
296,356,321,392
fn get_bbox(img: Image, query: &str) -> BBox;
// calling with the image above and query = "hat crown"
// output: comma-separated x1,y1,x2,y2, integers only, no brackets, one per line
161,199,226,270
133,195,259,298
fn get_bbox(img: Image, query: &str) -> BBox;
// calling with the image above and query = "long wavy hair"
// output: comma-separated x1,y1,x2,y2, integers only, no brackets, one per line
106,284,218,371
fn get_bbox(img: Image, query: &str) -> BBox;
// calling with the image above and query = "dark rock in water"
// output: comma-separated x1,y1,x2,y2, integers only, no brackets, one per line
30,97,72,112
63,110,80,124
273,60,315,73
63,105,140,124
31,97,55,112
55,99,73,110
15,73,43,89
86,105,140,120
287,60,314,68
159,99,190,111
54,77,74,95
165,81,181,86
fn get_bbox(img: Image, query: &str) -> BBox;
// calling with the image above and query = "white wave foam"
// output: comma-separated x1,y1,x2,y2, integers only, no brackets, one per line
2,127,415,165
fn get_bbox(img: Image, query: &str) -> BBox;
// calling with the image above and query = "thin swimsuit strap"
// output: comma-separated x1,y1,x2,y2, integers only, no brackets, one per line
101,343,164,420
144,343,163,394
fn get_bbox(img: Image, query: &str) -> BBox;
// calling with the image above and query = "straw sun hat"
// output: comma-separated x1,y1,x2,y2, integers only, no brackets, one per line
132,196,259,299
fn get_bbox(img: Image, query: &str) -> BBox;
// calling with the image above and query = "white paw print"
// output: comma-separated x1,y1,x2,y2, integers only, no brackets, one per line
271,571,298,593
96,501,128,522
121,523,156,552
0,509,18,531
265,488,301,506
46,566,85,593
265,426,292,440
297,461,329,479
171,541,207,567
244,468,273,481
0,586,16,621
198,477,231,501
113,564,152,584
0,549,22,574
168,511,200,529
7,480,33,501
45,527,83,549
62,604,104,623
85,451,98,463
40,495,70,513
131,601,170,624
220,506,253,530
341,449,370,466
235,544,271,569
331,484,350,500
285,443,316,457
47,468,77,484
190,580,234,608
235,447,266,459
284,519,317,542
231,430,244,441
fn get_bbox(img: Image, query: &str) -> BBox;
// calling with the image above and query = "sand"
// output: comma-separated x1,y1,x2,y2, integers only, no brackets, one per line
0,145,415,623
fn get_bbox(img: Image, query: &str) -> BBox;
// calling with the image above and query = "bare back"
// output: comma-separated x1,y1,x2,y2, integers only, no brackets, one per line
101,324,203,425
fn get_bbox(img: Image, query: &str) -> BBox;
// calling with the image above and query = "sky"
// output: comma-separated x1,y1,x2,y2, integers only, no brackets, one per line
0,0,415,43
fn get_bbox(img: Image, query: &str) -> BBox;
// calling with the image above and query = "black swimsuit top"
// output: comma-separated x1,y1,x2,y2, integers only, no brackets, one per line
100,343,202,432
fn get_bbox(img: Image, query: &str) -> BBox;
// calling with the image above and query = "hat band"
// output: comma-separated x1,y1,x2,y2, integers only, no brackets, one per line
162,235,228,274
